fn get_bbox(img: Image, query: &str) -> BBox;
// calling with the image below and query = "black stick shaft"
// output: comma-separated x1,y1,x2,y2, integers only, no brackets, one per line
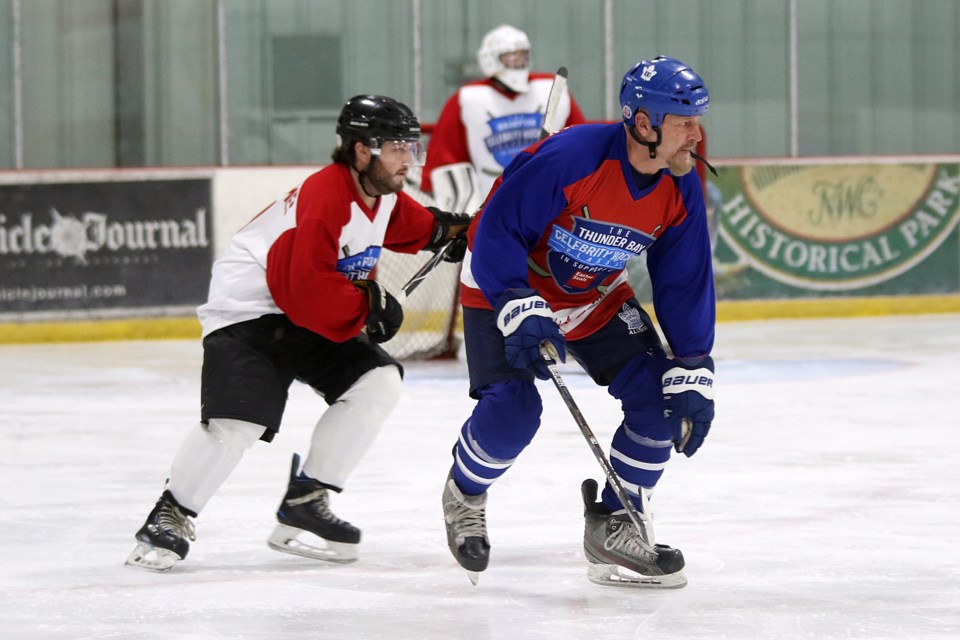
398,240,453,302
539,344,655,548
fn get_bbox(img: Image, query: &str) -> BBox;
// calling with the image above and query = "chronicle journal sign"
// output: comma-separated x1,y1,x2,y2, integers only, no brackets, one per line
712,161,960,296
0,179,213,315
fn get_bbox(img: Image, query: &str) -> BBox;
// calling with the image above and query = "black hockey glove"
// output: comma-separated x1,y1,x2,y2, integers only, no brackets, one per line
425,206,471,263
355,280,403,343
661,355,715,457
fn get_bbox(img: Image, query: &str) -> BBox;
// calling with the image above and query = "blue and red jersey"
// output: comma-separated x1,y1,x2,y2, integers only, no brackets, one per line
460,122,714,358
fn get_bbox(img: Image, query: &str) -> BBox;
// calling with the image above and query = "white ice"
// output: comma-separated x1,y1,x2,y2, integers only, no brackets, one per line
1,314,959,640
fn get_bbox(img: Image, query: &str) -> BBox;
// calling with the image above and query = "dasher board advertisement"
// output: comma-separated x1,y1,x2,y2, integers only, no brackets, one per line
709,161,960,299
0,179,212,315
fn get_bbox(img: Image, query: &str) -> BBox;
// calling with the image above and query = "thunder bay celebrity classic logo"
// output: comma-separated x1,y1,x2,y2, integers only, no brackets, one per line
717,163,960,291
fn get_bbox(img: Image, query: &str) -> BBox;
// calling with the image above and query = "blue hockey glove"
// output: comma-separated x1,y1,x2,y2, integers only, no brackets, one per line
662,355,715,457
494,288,565,380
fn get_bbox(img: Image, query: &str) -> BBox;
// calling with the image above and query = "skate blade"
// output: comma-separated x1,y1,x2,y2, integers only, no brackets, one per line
467,570,480,586
125,542,181,572
587,562,687,589
266,523,358,564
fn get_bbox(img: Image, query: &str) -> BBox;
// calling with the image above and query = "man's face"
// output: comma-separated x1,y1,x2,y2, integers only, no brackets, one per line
659,114,703,176
498,49,530,70
365,140,422,195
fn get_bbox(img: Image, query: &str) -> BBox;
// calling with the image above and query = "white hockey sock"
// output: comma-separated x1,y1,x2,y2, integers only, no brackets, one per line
302,365,402,489
167,418,266,514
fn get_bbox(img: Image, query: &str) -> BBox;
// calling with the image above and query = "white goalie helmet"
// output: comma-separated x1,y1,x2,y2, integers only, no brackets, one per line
477,24,531,93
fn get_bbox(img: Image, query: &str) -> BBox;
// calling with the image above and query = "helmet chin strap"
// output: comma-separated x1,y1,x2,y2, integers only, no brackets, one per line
627,124,717,175
354,156,381,198
490,76,519,96
629,124,662,159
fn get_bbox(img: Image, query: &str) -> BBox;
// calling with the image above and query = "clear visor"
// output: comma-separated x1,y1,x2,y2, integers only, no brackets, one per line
371,139,426,166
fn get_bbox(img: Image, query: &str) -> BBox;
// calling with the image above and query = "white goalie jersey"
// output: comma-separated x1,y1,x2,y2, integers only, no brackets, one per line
422,73,586,212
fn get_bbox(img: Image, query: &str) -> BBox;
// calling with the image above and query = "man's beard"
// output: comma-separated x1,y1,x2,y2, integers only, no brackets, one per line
667,149,695,176
364,160,404,195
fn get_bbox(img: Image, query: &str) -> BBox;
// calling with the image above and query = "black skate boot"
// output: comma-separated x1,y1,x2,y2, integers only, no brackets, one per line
442,470,490,585
581,478,687,589
266,453,361,563
125,489,197,572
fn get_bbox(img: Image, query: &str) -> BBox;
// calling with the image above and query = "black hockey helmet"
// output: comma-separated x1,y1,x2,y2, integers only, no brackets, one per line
336,95,421,148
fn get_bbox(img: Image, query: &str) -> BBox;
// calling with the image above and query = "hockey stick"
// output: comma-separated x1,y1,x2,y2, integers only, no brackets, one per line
395,240,455,303
361,242,454,338
539,342,657,551
539,66,568,141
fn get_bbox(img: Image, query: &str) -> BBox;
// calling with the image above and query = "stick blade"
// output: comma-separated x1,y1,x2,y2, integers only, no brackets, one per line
540,66,569,140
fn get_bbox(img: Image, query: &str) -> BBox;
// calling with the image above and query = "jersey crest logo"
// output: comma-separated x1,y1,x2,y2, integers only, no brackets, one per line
337,245,381,281
546,217,654,295
484,112,543,168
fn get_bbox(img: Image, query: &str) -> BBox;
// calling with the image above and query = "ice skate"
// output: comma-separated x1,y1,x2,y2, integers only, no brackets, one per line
442,470,490,585
266,453,361,563
581,479,687,589
125,490,197,572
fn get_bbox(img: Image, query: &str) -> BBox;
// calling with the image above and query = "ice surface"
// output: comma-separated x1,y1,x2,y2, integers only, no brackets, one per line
1,314,959,639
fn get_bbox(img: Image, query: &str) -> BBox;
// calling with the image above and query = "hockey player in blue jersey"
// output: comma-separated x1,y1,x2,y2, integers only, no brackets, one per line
441,56,716,588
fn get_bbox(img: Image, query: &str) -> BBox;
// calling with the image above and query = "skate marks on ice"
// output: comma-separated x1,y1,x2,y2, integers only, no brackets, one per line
1,315,960,639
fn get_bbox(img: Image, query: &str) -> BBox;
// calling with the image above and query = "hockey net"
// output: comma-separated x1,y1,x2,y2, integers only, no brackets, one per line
376,164,462,360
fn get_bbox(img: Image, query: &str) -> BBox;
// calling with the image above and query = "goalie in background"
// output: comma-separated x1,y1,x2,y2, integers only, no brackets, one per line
441,56,716,588
420,24,587,214
126,95,470,572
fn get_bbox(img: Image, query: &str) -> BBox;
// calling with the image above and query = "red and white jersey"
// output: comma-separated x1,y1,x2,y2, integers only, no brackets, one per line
198,162,436,341
422,74,587,198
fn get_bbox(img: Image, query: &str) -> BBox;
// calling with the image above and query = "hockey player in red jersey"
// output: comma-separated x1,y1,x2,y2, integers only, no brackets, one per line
420,24,587,214
126,95,470,572
441,57,716,588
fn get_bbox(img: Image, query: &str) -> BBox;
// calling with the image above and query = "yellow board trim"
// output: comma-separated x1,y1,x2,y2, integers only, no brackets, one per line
716,294,960,322
0,317,202,344
1,294,958,344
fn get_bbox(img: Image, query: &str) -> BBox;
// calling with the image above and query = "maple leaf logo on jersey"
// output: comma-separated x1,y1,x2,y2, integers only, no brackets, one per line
618,302,647,335
640,65,657,82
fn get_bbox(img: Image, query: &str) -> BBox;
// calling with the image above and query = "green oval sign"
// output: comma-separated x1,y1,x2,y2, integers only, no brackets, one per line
718,162,960,291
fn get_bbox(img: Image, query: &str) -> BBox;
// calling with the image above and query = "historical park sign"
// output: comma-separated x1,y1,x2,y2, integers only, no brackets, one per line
716,162,960,292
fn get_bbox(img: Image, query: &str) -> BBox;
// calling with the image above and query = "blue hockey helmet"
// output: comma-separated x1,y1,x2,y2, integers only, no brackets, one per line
619,56,709,128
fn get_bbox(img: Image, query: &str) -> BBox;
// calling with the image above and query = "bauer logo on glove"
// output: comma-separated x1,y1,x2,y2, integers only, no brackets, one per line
662,371,715,395
661,356,715,457
494,288,565,380
498,297,552,334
